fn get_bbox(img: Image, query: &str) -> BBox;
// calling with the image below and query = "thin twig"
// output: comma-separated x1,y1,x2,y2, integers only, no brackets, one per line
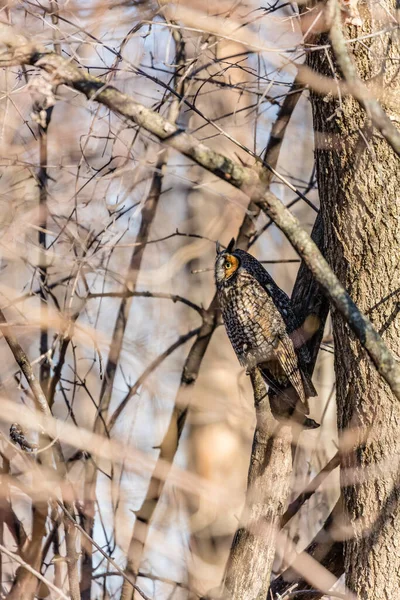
87,290,203,315
56,503,152,600
108,327,201,431
0,543,69,600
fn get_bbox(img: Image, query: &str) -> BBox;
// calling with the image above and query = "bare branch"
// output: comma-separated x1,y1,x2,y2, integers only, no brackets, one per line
270,501,345,600
0,309,51,417
108,327,201,431
88,290,204,316
58,503,153,600
222,369,293,599
0,543,69,600
281,452,340,527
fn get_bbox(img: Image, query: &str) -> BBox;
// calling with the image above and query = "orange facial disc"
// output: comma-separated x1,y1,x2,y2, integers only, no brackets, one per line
224,254,239,279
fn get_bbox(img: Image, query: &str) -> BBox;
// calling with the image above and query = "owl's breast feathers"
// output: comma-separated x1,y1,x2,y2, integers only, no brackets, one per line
216,251,317,410
219,274,279,365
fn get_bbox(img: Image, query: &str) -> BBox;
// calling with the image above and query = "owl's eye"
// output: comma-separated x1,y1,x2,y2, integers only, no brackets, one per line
222,254,239,278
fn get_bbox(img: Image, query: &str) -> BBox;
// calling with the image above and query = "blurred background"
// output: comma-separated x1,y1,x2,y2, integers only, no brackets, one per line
0,1,339,598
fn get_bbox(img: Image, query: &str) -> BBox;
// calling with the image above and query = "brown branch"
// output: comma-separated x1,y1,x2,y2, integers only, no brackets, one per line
64,509,81,600
47,334,70,408
0,309,51,418
0,453,28,551
270,500,345,600
87,290,204,316
0,498,29,551
223,370,293,600
281,451,340,528
0,543,69,600
5,501,49,600
36,102,53,398
327,0,400,157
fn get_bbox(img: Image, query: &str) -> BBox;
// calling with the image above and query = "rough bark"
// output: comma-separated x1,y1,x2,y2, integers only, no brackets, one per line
308,3,400,598
222,370,293,600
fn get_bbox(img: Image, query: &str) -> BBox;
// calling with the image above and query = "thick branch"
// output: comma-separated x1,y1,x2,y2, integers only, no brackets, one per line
222,370,293,600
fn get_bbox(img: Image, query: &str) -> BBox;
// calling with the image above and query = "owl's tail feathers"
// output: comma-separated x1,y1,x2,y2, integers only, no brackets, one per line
291,394,319,429
265,380,320,429
301,370,317,398
297,412,320,429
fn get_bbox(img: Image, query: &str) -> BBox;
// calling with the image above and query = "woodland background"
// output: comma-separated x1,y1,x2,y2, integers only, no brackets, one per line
0,1,398,600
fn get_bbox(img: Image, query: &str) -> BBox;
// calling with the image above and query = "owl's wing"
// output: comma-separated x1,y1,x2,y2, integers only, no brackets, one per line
289,322,318,399
273,334,307,405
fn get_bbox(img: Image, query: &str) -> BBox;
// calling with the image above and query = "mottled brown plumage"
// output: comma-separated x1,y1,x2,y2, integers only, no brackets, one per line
215,242,317,426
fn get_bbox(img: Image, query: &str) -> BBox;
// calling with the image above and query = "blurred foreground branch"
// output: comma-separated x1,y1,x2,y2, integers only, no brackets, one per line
0,543,69,600
270,500,345,600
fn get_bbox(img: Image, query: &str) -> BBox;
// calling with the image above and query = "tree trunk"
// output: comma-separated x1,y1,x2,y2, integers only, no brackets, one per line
308,3,400,598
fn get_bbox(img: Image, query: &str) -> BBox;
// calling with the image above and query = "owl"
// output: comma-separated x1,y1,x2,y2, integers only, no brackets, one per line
215,240,318,427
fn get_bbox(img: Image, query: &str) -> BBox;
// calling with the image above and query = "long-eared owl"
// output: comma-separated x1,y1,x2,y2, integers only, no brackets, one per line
215,240,318,427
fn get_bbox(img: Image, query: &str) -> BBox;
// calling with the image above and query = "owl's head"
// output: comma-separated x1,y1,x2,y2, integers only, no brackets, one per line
215,238,241,286
215,242,274,290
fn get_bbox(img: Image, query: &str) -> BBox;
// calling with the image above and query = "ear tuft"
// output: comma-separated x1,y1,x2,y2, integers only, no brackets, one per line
216,241,221,255
227,238,235,252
